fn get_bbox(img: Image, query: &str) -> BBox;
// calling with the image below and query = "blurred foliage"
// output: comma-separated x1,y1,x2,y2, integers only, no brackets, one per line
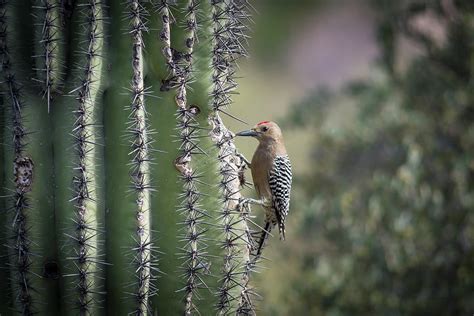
251,0,324,64
267,1,474,315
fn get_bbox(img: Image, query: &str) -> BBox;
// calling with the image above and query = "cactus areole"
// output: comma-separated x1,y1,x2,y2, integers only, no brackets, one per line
0,0,260,315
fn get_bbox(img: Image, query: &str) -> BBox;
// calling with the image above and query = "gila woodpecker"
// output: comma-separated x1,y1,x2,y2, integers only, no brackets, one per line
236,121,292,256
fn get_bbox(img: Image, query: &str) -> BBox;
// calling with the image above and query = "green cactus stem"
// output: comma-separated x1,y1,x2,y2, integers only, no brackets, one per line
0,0,258,314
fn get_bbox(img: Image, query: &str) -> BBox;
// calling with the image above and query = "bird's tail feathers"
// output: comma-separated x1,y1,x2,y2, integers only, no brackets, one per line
255,221,272,258
279,222,286,241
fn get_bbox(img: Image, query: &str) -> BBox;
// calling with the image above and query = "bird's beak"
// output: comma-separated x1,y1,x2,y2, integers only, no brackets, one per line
235,130,258,137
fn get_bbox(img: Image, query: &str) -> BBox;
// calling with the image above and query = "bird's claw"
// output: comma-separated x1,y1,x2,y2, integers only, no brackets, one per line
236,152,251,167
238,197,265,210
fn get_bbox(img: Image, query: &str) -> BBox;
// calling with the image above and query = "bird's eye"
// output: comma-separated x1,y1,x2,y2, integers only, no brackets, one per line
261,126,268,132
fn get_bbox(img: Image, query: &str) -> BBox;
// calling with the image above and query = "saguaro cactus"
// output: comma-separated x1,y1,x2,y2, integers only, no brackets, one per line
0,0,258,315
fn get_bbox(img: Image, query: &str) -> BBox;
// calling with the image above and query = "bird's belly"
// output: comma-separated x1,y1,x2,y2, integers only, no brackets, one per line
251,161,271,199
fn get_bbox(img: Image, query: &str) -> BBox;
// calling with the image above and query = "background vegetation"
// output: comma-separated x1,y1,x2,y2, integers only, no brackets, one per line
232,0,474,315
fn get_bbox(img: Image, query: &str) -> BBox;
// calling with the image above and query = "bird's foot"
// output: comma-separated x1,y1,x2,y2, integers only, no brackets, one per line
238,197,265,210
235,152,251,167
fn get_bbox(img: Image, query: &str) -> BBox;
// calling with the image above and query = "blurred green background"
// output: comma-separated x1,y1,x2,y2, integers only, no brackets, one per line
227,0,474,315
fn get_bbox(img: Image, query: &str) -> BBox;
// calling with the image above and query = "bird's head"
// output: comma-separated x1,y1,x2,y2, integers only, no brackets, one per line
235,121,283,143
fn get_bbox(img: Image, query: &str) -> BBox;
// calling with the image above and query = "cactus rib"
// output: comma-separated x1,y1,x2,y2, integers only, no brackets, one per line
211,1,237,311
210,1,255,314
127,1,153,314
67,0,104,313
172,1,211,314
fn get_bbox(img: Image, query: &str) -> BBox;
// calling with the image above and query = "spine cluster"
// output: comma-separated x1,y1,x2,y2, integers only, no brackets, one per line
69,0,104,313
127,1,154,314
1,1,34,314
33,0,62,112
209,1,255,314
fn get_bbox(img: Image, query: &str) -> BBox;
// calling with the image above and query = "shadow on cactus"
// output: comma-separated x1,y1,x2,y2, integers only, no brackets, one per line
0,0,269,314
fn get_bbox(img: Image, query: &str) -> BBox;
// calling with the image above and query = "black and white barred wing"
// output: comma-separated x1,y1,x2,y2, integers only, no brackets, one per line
268,155,292,240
